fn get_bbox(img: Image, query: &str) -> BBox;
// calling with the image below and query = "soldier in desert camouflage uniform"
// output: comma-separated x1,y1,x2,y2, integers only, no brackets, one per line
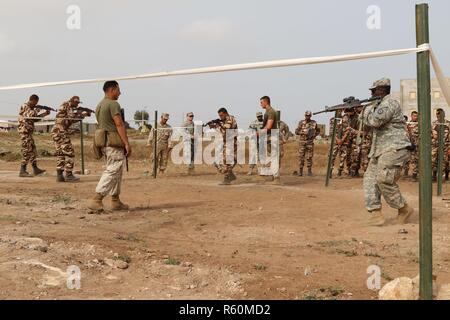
147,113,173,175
52,96,92,182
207,107,238,185
406,111,419,181
359,126,373,174
295,111,319,176
431,108,450,181
345,108,359,176
17,94,50,177
362,78,414,227
331,115,353,176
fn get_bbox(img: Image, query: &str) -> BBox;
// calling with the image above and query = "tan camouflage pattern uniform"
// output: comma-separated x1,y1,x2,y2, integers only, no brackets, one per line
431,119,450,174
18,103,38,166
51,101,84,173
346,113,359,173
406,120,419,176
217,115,238,179
279,120,290,159
332,117,353,173
295,119,318,171
147,122,173,172
363,94,411,211
360,127,373,173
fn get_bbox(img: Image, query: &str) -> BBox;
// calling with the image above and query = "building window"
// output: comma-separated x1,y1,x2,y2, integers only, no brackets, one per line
409,91,417,100
434,91,441,99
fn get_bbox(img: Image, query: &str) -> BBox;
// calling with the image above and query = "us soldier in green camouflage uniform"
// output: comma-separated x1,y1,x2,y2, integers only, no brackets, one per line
295,111,319,176
52,96,92,182
147,113,173,175
18,94,50,177
406,111,419,181
362,78,414,227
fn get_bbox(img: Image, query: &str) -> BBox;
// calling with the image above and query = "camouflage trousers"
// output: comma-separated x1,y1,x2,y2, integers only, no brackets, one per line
259,139,282,177
220,140,237,178
432,147,450,173
152,143,170,172
363,149,410,211
52,130,75,172
360,144,371,173
298,140,314,170
350,144,362,173
95,147,125,197
408,148,419,175
20,133,37,166
332,144,348,171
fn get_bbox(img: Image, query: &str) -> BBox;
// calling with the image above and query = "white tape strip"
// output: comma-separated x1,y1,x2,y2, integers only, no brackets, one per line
0,45,430,91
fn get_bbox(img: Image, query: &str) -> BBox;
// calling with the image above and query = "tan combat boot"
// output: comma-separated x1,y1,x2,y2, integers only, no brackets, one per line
368,210,386,227
88,193,104,211
111,195,129,211
397,203,414,224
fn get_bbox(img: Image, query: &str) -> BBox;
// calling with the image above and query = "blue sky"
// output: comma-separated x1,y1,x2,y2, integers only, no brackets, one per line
0,0,448,129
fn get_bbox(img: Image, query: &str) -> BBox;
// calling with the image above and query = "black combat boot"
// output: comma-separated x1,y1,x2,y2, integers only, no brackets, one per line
307,168,313,176
56,170,65,182
219,175,232,185
411,173,418,182
432,171,437,182
337,170,342,177
19,164,33,178
65,171,80,182
32,162,46,176
299,168,303,177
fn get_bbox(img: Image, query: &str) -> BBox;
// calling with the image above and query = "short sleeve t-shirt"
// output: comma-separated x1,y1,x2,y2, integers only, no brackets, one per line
96,98,122,132
263,106,279,130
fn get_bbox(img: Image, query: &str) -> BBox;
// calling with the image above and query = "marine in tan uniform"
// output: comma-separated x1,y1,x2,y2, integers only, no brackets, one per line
331,115,353,177
88,81,130,212
183,112,195,173
147,113,173,175
17,94,50,177
431,108,450,181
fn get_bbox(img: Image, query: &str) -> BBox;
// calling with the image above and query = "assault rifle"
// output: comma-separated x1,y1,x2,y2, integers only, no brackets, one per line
35,105,57,112
74,106,95,114
313,96,381,116
203,119,222,127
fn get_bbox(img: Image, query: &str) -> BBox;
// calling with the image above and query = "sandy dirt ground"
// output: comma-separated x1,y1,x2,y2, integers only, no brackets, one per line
1,133,450,300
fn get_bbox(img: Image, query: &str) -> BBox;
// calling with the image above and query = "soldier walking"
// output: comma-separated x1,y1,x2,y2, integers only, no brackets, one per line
362,78,414,227
88,81,130,212
18,94,50,177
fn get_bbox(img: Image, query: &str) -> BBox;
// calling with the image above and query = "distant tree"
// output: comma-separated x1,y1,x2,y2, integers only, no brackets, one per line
134,110,149,127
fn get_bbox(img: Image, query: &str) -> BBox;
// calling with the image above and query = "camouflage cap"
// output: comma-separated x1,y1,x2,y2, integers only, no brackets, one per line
161,113,170,120
187,112,194,117
256,112,263,117
305,110,312,116
369,78,391,90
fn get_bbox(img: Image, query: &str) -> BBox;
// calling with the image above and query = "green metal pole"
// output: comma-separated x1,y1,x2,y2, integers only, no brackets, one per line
80,120,85,175
416,3,433,300
325,111,339,187
437,111,444,196
153,110,158,179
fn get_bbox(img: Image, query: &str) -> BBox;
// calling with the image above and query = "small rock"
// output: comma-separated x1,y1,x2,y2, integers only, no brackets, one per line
161,210,169,214
398,229,408,234
114,260,129,270
78,216,86,219
50,220,59,225
182,262,193,267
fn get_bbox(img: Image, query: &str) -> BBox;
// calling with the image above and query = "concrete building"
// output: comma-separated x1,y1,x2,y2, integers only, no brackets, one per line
400,78,450,120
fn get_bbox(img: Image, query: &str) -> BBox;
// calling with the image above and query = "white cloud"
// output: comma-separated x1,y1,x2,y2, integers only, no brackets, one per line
178,19,236,41
0,33,15,55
